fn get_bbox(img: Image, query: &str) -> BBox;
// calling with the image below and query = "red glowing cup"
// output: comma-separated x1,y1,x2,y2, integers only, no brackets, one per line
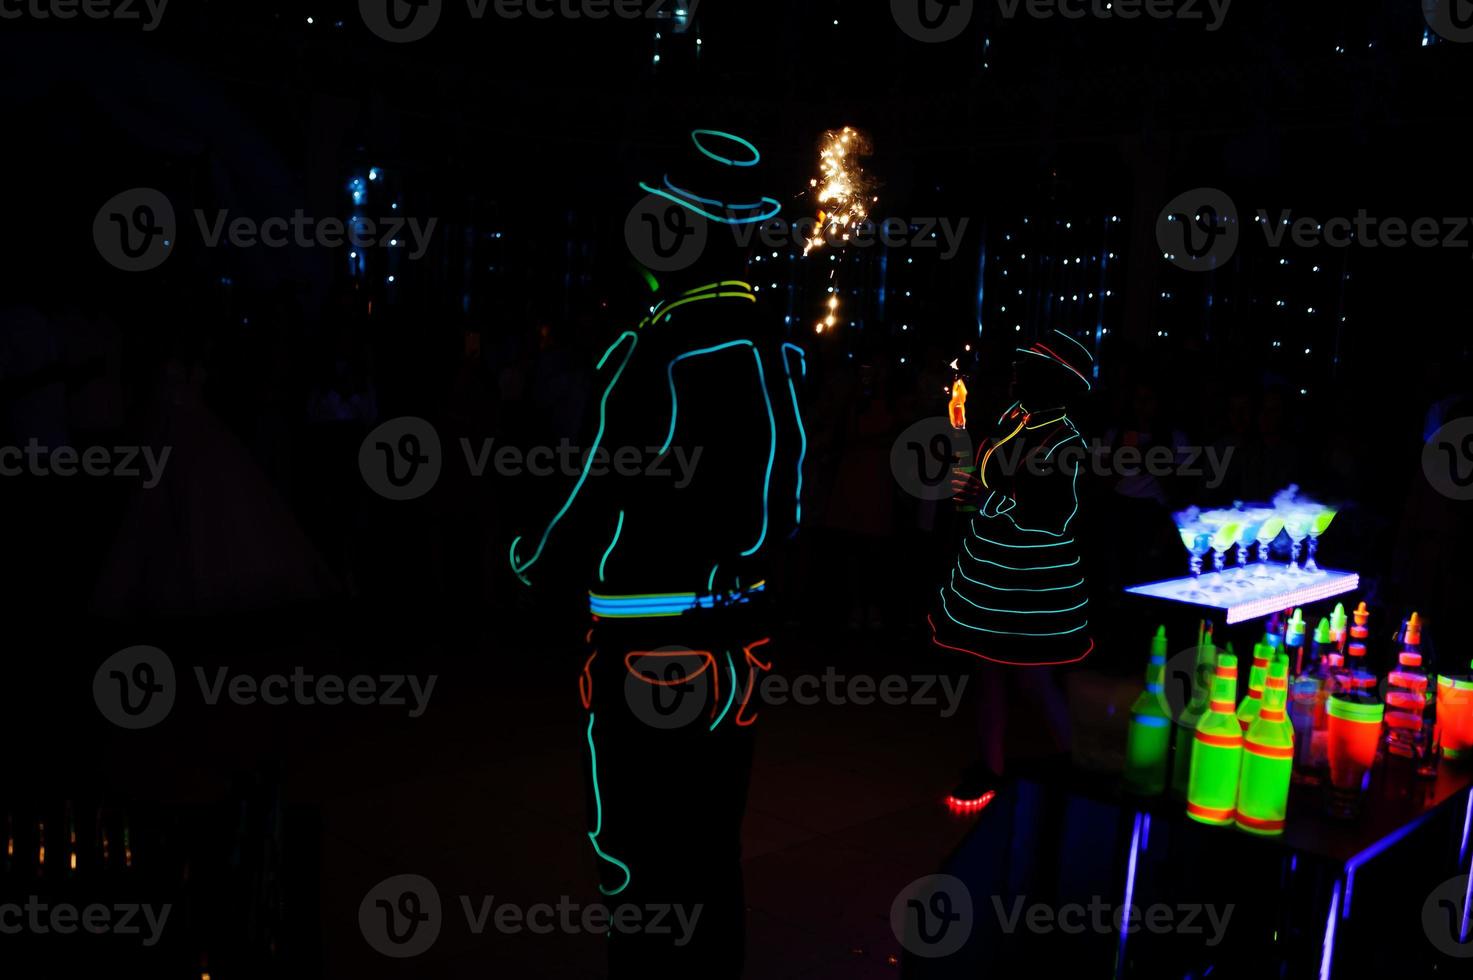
1326,693,1383,816
1436,676,1473,761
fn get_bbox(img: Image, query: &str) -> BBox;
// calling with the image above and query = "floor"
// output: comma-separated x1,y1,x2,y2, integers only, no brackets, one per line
95,614,982,978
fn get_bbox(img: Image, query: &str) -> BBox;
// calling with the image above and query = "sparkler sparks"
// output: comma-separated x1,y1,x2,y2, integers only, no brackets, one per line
804,127,877,255
804,127,877,335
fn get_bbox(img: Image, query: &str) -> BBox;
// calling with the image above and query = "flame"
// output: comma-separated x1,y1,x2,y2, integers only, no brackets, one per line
949,378,968,430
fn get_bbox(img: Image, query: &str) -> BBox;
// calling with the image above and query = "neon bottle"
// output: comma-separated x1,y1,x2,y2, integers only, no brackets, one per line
1385,647,1431,766
1342,601,1376,692
1285,608,1307,676
1172,622,1216,797
1264,612,1285,652
1125,626,1172,795
1238,641,1272,732
1329,602,1348,652
1236,659,1294,836
1187,652,1243,826
1311,618,1332,670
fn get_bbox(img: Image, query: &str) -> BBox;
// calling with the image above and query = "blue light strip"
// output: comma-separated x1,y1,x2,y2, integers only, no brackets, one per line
589,583,767,618
598,510,625,583
691,129,761,167
659,340,777,557
510,331,638,585
781,343,808,530
938,587,1088,637
953,560,1084,593
709,651,739,731
1115,811,1146,978
948,571,1088,615
638,180,782,226
1319,880,1341,980
585,713,632,896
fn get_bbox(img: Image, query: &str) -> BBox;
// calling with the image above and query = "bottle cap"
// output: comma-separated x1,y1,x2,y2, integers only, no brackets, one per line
1405,612,1422,647
1151,625,1167,658
1314,618,1332,646
1354,601,1369,626
1286,608,1306,643
1330,602,1348,636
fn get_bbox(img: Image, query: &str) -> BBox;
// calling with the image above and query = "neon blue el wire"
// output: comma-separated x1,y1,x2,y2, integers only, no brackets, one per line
598,510,625,584
691,129,761,167
585,713,632,896
659,340,776,557
638,181,782,226
510,331,638,582
1016,346,1093,391
1000,456,1081,537
953,560,1084,593
961,538,1081,571
969,525,1074,548
947,572,1089,615
709,651,739,731
938,587,1090,637
781,343,808,529
1053,328,1095,362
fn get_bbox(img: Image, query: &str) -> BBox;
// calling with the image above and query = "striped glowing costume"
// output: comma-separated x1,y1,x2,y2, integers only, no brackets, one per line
1236,658,1294,836
1187,652,1243,826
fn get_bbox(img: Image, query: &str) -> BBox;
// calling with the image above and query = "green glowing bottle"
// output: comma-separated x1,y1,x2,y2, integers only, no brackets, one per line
1236,659,1294,836
1172,622,1217,797
1238,641,1272,732
1125,627,1172,795
1187,652,1243,826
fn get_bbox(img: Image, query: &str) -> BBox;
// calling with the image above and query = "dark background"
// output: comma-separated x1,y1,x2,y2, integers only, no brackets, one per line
2,2,1472,976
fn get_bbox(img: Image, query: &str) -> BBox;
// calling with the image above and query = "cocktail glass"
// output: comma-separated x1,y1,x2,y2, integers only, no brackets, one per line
1281,507,1312,575
1232,510,1266,589
1207,517,1241,594
1304,506,1337,575
1179,522,1213,599
1254,512,1286,581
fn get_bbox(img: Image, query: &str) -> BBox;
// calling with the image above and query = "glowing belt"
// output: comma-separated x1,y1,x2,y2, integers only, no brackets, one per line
590,582,767,619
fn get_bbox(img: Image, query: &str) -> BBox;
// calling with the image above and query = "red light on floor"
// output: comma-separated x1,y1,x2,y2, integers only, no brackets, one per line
945,790,996,814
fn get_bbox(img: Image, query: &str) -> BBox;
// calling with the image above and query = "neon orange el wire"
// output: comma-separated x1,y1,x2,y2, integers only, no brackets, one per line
734,638,773,727
981,416,1028,489
623,651,719,714
579,652,597,710
927,614,1095,666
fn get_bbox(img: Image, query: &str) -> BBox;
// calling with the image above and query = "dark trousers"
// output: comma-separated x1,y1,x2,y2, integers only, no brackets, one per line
581,615,762,978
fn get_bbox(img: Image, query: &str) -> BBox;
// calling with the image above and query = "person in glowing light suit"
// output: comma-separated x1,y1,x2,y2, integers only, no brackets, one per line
930,333,1095,806
509,129,805,979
